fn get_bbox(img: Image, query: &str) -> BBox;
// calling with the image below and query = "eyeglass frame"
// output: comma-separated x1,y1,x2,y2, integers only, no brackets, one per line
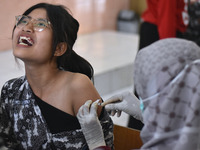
15,15,51,32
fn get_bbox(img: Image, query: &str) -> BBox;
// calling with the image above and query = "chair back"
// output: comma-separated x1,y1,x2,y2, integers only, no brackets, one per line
113,124,143,150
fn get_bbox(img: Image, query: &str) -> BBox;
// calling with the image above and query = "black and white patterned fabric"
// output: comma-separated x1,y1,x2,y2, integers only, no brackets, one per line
0,76,114,150
183,1,200,46
134,38,200,150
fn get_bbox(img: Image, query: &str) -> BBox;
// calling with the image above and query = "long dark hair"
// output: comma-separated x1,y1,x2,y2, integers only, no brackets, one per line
13,3,94,80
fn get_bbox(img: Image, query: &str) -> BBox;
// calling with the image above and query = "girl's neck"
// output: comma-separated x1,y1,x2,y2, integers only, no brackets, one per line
25,64,62,96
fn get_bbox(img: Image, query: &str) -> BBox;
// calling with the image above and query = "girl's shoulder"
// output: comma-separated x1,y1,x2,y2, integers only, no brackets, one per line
62,71,100,115
62,71,93,89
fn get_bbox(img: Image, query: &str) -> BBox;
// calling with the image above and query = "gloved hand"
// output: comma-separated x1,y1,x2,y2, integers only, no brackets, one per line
77,100,106,150
101,91,143,122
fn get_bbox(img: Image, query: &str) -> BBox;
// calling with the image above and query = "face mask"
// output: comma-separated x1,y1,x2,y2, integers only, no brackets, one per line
139,97,144,112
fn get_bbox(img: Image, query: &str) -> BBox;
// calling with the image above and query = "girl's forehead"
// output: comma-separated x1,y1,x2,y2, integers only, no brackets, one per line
27,8,48,19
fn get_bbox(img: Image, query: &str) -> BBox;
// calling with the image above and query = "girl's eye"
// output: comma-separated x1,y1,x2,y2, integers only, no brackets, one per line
18,18,28,25
36,22,46,27
21,20,28,24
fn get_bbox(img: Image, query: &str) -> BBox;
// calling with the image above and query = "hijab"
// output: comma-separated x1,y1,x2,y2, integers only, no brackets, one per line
134,38,200,150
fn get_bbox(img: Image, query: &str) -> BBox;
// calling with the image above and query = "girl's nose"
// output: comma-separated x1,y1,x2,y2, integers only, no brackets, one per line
22,22,34,33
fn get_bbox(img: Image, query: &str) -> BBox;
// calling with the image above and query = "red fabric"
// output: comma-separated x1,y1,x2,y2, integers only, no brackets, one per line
142,0,188,39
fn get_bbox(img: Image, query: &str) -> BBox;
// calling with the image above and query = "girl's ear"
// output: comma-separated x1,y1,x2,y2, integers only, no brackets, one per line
54,42,67,56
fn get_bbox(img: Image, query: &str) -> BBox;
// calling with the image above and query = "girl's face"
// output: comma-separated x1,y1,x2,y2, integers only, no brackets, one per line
12,8,54,65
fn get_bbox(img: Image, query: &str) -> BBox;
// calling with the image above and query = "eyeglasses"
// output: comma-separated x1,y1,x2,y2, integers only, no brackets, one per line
15,15,51,32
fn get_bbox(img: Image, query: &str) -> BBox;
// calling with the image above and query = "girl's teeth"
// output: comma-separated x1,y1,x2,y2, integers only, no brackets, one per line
19,36,33,46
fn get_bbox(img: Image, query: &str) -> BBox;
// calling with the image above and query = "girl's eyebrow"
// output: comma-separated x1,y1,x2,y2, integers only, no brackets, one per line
26,15,48,21
37,18,48,21
25,15,32,18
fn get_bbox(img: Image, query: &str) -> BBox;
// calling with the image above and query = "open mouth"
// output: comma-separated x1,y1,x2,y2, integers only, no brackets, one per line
18,36,34,46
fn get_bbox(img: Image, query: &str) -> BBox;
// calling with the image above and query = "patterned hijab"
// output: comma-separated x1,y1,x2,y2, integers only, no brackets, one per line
134,38,200,150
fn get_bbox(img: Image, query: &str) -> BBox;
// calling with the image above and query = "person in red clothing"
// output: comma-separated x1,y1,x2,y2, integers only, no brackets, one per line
138,0,189,49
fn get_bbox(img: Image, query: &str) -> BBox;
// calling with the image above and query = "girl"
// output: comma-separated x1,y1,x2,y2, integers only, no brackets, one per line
0,3,113,150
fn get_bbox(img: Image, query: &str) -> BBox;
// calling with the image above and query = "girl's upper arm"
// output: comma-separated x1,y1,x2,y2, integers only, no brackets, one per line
72,74,102,116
